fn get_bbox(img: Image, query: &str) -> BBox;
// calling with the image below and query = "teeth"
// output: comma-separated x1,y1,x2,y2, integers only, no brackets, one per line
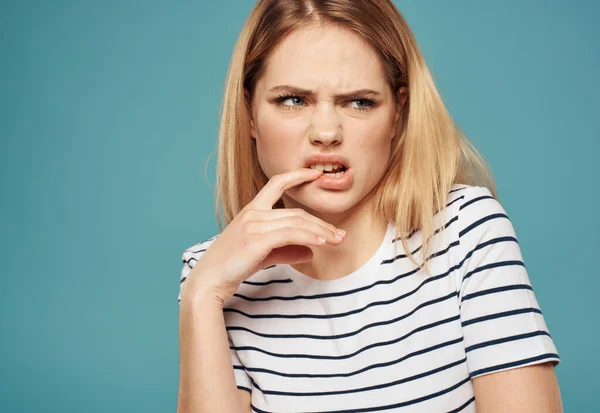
309,163,344,171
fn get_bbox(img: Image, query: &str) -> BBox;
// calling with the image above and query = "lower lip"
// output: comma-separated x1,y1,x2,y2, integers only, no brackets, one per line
315,168,353,190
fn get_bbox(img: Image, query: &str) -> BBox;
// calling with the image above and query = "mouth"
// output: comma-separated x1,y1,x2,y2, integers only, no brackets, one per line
308,163,349,178
304,154,350,178
304,157,353,190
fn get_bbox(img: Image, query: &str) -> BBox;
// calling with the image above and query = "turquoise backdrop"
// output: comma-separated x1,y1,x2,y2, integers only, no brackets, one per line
1,0,597,411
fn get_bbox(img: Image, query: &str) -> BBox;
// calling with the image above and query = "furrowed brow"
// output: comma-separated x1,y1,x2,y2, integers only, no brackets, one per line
268,85,381,99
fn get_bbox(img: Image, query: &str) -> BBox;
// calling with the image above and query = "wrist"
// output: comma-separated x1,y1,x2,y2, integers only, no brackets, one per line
180,280,226,310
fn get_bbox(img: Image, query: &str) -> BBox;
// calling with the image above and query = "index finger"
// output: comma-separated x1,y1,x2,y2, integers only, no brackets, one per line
251,168,323,210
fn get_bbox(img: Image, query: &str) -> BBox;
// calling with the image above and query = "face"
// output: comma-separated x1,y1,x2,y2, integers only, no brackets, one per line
248,23,407,219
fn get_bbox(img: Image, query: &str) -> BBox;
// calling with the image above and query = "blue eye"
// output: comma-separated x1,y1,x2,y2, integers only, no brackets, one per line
351,99,376,111
274,94,377,112
275,94,306,108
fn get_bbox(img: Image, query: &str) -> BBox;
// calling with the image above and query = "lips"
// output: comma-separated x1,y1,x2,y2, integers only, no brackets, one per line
304,154,350,169
304,154,353,190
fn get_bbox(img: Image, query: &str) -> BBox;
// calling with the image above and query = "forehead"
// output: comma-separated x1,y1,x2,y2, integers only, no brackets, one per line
259,24,388,91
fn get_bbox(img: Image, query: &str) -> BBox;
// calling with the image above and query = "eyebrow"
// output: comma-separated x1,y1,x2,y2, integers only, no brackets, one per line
268,85,382,99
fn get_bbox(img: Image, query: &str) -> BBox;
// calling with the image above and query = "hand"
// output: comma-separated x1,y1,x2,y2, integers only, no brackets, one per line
181,168,346,304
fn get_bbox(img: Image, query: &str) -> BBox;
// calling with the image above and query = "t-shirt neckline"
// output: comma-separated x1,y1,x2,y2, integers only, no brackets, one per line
277,222,396,292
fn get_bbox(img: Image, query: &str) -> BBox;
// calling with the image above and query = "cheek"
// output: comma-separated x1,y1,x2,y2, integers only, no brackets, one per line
352,120,393,157
254,110,304,176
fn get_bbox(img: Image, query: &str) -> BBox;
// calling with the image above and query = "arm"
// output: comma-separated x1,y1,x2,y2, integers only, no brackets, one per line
454,186,563,413
473,362,563,412
177,293,251,413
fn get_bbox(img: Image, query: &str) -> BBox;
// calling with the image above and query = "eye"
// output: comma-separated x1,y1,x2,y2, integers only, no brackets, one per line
350,98,377,112
273,94,378,112
274,94,306,110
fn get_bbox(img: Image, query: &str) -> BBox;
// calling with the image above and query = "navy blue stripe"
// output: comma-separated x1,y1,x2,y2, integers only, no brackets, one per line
446,396,475,413
386,236,458,265
446,194,465,208
470,354,560,378
463,259,525,282
231,314,461,359
233,337,464,378
242,278,293,286
457,236,517,271
252,357,467,397
250,377,472,413
462,283,533,303
404,203,460,240
459,212,509,238
465,330,551,353
461,307,542,328
185,247,206,255
237,385,251,394
449,186,468,194
459,195,494,211
226,291,458,340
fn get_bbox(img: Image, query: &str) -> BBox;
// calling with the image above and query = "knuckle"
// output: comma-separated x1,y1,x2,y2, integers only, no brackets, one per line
273,175,287,191
269,174,284,186
240,209,255,223
242,209,255,221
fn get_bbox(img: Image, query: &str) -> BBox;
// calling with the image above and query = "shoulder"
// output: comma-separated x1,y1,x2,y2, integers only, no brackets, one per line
447,183,497,212
447,184,511,239
447,184,524,284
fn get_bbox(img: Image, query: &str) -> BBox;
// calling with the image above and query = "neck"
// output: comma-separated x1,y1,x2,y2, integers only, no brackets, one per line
282,193,388,281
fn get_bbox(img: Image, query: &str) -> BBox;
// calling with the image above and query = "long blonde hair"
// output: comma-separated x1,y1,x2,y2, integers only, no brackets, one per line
214,0,496,274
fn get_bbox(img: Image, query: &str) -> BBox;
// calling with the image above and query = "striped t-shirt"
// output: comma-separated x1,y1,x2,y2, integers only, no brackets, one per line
178,184,561,413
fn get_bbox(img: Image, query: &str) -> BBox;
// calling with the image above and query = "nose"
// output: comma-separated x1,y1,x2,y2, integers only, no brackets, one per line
308,104,342,147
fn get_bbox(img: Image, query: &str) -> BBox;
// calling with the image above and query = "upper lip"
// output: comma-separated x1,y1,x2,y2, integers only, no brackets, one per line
304,154,350,169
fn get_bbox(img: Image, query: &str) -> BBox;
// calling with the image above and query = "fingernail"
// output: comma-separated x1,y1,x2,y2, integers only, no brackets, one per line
311,168,321,174
335,229,346,239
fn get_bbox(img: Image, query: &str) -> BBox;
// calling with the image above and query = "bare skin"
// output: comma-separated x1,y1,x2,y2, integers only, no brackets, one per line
248,23,407,281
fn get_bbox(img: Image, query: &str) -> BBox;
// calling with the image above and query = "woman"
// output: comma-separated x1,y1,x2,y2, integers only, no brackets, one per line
177,1,563,412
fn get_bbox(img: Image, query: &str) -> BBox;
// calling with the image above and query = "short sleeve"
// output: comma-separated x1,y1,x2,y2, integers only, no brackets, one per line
178,238,214,305
177,241,253,393
455,186,561,379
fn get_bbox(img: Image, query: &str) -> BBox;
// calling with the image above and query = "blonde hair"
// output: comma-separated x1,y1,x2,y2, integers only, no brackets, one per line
214,0,497,275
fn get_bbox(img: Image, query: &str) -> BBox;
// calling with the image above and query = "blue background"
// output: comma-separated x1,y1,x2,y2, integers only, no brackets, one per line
1,0,597,411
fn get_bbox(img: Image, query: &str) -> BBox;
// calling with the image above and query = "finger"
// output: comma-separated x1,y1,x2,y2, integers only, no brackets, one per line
254,227,329,257
249,216,344,244
250,168,322,210
262,245,313,268
250,208,340,237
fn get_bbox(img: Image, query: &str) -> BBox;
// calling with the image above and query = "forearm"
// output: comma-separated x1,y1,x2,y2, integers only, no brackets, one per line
177,294,244,413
